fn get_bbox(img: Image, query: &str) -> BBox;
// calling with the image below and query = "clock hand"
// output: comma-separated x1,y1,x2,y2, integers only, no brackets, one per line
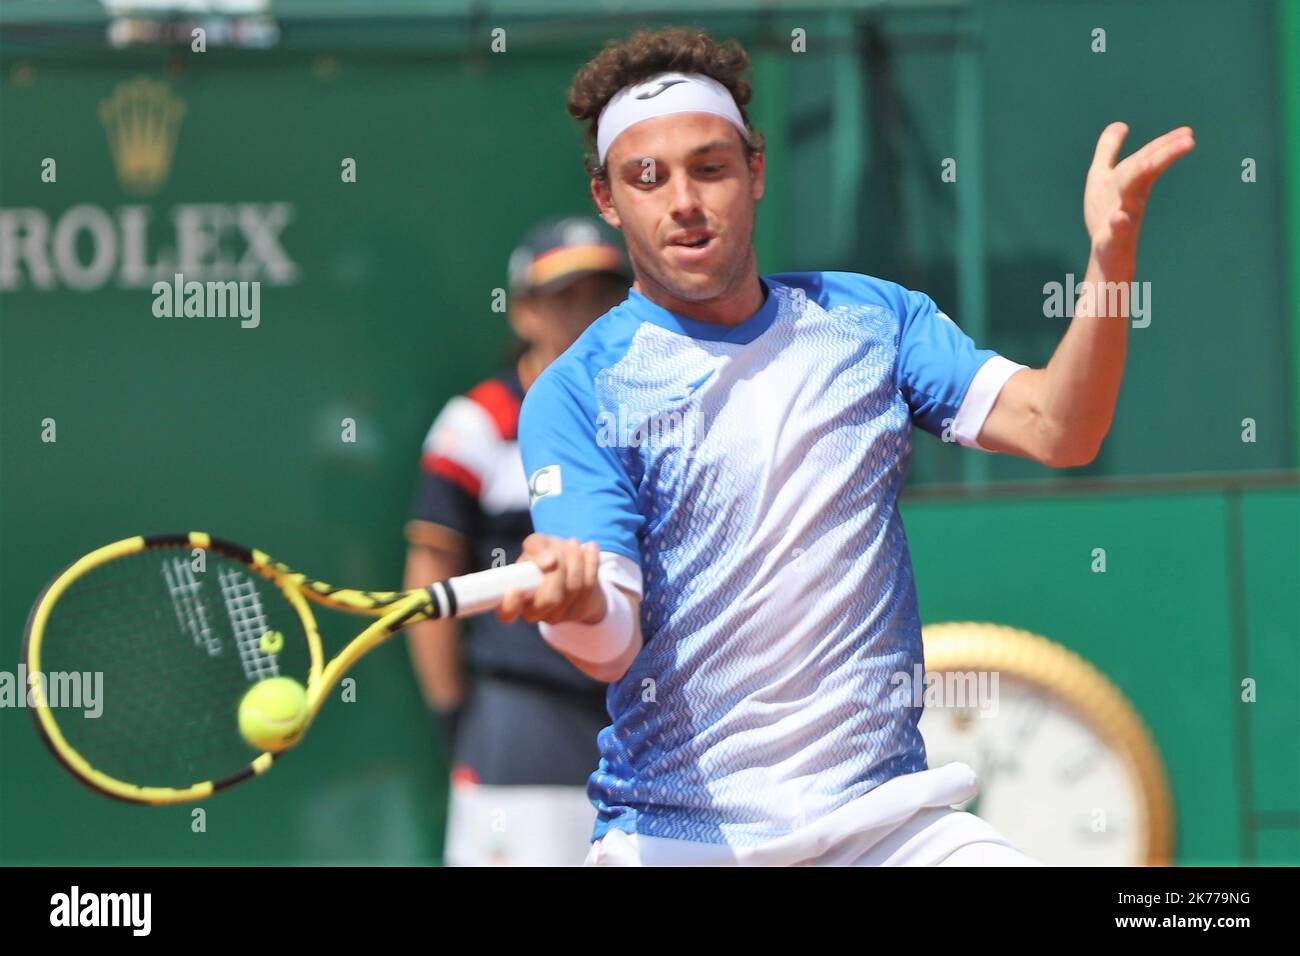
966,734,996,815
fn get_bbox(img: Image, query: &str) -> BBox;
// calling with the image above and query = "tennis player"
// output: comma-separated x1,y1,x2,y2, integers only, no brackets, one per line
498,27,1194,865
404,216,632,865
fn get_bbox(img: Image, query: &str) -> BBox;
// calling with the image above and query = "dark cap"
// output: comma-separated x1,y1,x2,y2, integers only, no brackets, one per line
508,216,632,296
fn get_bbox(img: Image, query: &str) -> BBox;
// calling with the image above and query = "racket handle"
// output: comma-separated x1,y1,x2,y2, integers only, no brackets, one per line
442,561,544,618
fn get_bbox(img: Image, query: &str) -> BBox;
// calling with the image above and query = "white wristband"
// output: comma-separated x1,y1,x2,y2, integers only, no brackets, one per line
538,573,635,666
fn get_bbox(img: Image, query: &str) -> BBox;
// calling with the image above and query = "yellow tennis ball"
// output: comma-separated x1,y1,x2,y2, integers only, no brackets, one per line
238,677,309,753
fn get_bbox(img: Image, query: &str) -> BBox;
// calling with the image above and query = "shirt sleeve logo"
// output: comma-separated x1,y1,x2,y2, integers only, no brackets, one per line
528,465,563,506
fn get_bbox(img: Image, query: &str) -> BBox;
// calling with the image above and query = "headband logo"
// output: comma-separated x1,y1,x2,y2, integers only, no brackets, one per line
635,78,688,100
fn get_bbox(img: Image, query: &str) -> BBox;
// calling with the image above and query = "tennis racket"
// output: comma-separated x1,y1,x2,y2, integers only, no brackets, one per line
22,531,542,805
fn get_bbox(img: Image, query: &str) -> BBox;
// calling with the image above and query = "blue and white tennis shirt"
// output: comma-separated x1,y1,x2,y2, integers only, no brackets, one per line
519,272,1024,847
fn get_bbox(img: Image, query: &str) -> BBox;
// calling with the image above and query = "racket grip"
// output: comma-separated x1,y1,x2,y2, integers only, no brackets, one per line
444,561,544,617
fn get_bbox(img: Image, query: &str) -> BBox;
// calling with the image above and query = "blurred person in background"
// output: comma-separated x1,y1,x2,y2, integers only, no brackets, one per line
403,217,633,866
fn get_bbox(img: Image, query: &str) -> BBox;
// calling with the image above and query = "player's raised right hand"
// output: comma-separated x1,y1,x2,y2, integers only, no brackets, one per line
497,533,605,626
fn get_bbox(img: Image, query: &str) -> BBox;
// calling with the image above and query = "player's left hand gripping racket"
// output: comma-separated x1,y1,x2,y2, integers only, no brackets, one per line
21,532,542,805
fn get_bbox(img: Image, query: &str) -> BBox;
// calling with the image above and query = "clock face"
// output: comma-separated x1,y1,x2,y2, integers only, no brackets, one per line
918,674,1147,865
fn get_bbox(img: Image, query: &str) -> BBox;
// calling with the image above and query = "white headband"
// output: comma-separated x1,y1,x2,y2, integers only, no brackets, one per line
596,71,750,166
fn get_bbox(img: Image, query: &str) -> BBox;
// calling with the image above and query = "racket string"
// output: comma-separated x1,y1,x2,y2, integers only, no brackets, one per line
36,546,312,788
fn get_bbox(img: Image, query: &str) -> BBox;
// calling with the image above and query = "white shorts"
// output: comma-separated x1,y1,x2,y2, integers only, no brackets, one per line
583,762,1042,867
445,781,595,867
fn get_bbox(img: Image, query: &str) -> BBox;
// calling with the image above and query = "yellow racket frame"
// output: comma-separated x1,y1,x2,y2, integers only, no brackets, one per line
24,532,440,805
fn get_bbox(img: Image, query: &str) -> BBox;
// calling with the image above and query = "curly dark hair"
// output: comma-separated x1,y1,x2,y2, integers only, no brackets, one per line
567,26,766,181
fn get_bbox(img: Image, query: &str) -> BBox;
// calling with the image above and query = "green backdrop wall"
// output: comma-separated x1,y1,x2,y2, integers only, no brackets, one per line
2,0,1295,863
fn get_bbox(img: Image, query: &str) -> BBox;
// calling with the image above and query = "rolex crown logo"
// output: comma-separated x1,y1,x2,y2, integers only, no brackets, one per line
99,77,186,197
